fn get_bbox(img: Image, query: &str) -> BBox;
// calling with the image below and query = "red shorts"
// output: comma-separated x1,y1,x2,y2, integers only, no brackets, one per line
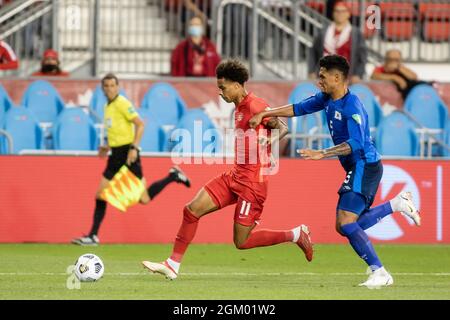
204,170,268,226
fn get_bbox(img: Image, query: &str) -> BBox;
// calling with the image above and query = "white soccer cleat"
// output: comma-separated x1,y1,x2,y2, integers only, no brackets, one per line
358,267,394,289
392,191,421,226
142,260,178,280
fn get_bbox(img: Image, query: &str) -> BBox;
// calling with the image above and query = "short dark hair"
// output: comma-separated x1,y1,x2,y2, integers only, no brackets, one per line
318,55,350,78
102,73,119,85
216,59,249,85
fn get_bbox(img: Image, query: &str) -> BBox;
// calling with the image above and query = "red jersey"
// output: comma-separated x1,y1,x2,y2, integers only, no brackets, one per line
232,92,272,183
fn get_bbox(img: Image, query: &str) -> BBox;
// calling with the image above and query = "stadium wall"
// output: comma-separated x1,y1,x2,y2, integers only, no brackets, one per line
1,78,449,110
0,156,448,244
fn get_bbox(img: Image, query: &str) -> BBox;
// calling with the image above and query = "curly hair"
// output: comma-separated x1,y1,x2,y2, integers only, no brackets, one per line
215,59,249,85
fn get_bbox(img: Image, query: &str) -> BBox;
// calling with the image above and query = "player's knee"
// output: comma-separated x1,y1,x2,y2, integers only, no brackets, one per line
186,201,204,218
335,224,346,237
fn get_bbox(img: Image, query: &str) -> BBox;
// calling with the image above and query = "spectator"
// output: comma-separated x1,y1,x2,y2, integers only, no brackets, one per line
170,16,221,77
308,1,367,84
32,49,69,77
0,39,19,70
371,49,432,100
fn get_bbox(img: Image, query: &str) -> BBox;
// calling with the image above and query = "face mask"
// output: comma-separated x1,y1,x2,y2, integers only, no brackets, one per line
41,64,59,73
188,25,203,37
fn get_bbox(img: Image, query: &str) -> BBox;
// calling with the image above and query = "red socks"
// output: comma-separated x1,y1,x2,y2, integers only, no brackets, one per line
238,229,293,249
170,206,199,263
170,206,294,260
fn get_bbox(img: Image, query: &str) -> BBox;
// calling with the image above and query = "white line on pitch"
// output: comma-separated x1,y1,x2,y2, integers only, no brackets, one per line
1,272,450,276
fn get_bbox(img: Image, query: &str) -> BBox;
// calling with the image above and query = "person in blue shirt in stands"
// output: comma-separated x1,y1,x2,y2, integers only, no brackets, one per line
249,54,421,288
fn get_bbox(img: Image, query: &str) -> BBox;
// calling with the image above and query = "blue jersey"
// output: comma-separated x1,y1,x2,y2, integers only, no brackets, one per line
292,90,380,172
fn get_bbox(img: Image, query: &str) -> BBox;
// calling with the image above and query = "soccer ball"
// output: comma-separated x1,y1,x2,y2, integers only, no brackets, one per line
73,253,104,282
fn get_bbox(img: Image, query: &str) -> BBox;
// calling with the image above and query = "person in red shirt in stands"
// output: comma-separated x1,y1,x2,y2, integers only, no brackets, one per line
308,1,367,84
170,16,221,77
0,40,19,70
32,49,69,77
371,49,433,100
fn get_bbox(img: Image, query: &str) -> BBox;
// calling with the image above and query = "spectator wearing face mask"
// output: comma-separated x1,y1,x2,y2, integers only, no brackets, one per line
32,49,70,77
170,16,221,77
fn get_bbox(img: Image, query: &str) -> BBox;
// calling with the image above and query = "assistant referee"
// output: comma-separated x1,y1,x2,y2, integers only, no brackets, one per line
72,73,191,246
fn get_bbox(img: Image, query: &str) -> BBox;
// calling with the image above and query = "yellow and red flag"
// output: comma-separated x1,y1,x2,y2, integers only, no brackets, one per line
100,165,145,212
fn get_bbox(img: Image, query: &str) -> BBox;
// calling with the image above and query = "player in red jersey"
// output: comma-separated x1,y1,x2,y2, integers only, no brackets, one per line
142,59,313,280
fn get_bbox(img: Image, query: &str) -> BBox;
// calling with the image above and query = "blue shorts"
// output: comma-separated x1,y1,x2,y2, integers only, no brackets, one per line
337,161,383,215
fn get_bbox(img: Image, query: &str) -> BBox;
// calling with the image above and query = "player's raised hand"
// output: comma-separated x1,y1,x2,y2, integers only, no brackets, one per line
98,145,110,158
297,148,324,160
249,113,264,129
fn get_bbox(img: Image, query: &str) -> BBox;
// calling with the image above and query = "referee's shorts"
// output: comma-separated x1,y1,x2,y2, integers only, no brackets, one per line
103,144,143,180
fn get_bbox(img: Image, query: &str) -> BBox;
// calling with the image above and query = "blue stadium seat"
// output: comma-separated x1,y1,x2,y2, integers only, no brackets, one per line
376,111,419,156
137,108,166,152
89,85,128,123
404,84,448,156
140,82,187,127
287,82,330,153
170,108,222,155
1,106,44,154
53,107,98,150
21,80,65,123
349,83,383,128
444,120,450,157
404,84,448,130
0,84,14,123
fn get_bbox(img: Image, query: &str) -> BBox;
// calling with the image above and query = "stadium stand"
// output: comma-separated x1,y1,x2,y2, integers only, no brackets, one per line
404,84,448,130
137,108,167,152
0,84,14,121
89,84,128,123
349,83,383,129
170,108,221,155
445,120,450,157
380,1,416,41
21,80,65,124
287,82,330,154
140,82,187,129
404,84,449,155
52,107,98,151
0,106,44,154
419,2,450,42
376,110,419,156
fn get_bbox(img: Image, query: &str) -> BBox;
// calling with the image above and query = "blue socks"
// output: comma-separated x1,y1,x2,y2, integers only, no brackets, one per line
340,222,382,271
357,202,393,230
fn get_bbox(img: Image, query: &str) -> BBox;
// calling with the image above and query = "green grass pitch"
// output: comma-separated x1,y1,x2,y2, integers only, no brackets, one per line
1,244,449,300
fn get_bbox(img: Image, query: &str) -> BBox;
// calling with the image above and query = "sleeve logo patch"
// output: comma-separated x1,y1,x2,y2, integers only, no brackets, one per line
352,114,362,125
128,107,136,114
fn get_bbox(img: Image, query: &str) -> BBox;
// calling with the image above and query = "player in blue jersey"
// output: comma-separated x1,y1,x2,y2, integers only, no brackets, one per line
249,54,421,288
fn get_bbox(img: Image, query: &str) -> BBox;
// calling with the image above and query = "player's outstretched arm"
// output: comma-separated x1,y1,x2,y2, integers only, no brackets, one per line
249,104,295,129
298,142,352,160
266,117,289,144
